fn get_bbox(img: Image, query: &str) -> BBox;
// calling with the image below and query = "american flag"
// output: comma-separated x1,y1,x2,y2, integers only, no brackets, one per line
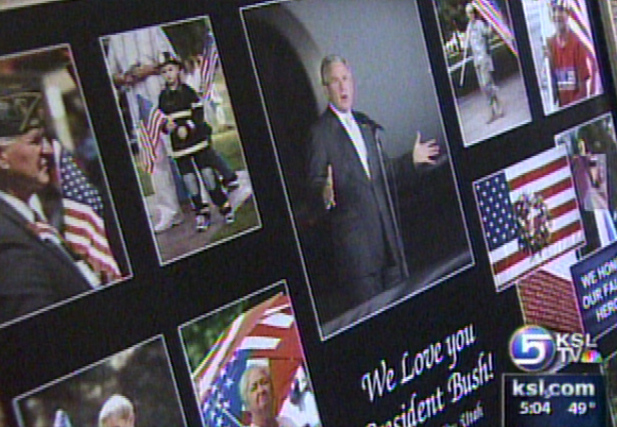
56,141,121,282
193,293,305,427
472,0,518,57
199,31,220,102
53,409,73,427
136,94,166,174
201,349,248,427
560,0,596,61
474,145,585,290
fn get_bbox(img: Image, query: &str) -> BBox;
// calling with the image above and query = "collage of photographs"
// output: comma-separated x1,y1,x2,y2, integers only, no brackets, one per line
2,0,617,426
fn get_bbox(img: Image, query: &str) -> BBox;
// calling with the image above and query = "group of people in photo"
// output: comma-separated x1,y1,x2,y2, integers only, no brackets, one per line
105,26,240,235
47,362,319,427
437,0,601,144
2,0,615,425
0,21,254,325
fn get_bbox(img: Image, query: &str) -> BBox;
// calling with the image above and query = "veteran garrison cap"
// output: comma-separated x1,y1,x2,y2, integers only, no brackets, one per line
0,86,43,141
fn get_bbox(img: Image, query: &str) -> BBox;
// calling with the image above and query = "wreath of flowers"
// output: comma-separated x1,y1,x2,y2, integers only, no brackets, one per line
513,193,551,254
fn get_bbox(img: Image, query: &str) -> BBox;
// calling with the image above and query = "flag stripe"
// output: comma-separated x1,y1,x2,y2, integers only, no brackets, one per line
493,220,583,275
567,0,596,60
63,235,120,274
137,127,157,174
136,95,166,174
489,207,582,263
495,226,584,285
57,141,121,281
200,35,220,101
473,0,518,56
488,208,581,266
474,145,584,290
195,313,247,398
63,200,118,272
64,228,113,260
195,294,288,398
537,177,573,200
264,303,291,316
512,172,571,203
192,293,305,426
505,143,566,178
238,336,281,351
64,200,105,231
260,312,294,328
508,156,569,190
550,198,578,218
62,224,114,259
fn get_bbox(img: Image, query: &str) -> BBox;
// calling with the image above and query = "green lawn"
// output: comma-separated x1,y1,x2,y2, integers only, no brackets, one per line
211,129,248,172
213,196,260,242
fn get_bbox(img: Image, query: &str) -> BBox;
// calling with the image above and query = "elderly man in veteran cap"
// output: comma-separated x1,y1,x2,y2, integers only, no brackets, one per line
0,88,92,324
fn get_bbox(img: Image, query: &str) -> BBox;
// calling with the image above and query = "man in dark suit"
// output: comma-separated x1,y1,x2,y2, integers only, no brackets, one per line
307,55,439,311
0,88,92,324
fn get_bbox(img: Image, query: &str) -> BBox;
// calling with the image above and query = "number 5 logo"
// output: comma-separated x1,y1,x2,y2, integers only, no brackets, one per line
509,325,556,372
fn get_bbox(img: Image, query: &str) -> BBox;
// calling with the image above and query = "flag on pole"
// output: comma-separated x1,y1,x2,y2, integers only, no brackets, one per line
201,349,248,427
193,293,305,427
136,94,166,174
472,0,518,57
200,31,220,102
55,140,121,282
473,145,585,290
53,409,73,427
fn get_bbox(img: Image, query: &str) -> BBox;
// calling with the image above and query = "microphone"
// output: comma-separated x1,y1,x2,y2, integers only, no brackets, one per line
354,111,384,131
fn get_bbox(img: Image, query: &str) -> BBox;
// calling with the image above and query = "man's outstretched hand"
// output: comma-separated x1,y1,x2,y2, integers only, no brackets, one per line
413,132,440,166
323,164,336,210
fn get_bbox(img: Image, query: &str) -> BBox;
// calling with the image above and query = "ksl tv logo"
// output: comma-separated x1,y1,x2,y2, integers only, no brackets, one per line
509,325,603,372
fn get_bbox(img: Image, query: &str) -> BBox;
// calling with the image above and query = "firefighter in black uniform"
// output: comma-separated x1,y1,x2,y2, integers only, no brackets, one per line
157,51,233,231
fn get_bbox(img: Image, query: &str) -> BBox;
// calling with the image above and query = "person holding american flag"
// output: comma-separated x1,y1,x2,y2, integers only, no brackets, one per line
464,2,504,123
545,0,593,107
106,27,184,233
239,365,297,427
0,86,96,324
157,51,234,232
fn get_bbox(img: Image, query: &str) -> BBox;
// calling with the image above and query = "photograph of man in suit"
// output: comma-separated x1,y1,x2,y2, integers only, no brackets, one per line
0,89,93,324
307,55,440,311
243,0,472,338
